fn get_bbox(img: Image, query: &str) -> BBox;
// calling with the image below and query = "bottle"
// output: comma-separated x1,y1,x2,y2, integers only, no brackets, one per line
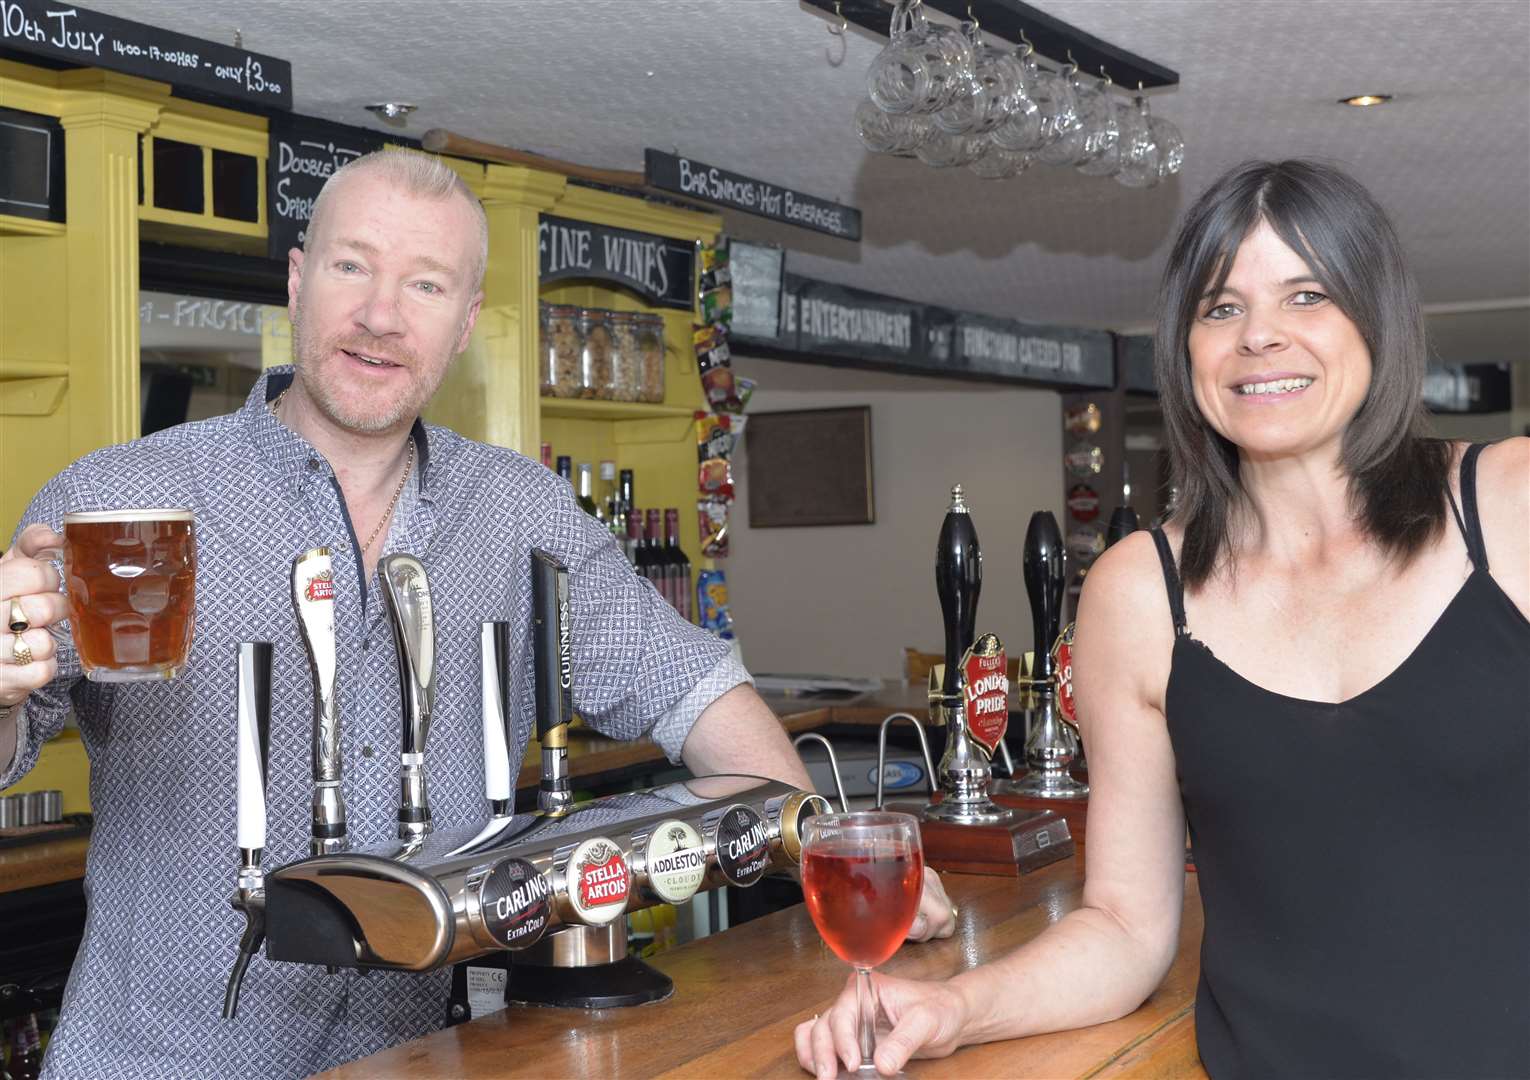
663,509,692,621
640,509,666,604
555,456,572,484
624,507,642,569
618,469,635,524
597,460,618,529
7,1014,41,1080
575,463,600,519
540,442,553,470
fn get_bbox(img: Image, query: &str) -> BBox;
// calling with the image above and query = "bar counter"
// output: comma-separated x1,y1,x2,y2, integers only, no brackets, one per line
319,862,1207,1079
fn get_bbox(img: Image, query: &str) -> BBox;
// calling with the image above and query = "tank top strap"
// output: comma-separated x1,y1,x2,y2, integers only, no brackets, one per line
1149,527,1189,637
1458,442,1491,572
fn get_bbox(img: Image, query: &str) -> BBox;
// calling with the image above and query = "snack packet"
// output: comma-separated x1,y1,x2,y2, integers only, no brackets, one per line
696,567,734,638
698,498,730,558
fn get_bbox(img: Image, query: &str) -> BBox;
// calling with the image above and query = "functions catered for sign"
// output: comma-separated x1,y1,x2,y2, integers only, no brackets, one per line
733,272,1116,390
645,150,861,242
266,115,389,258
538,214,695,311
0,0,291,109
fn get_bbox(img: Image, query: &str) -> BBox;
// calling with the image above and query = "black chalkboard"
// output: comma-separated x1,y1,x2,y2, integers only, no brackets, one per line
0,0,291,109
0,106,63,222
266,114,392,258
538,215,696,310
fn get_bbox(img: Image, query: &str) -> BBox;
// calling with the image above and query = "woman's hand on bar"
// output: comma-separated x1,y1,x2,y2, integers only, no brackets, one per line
905,867,957,942
795,970,969,1078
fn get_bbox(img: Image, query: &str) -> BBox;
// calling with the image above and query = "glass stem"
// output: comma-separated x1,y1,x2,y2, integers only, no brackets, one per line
856,966,876,1070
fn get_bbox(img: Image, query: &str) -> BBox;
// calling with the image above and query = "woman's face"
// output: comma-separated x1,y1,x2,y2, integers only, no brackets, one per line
1186,220,1372,463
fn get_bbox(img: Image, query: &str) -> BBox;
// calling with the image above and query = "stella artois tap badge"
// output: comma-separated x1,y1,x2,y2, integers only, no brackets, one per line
962,633,1009,756
566,837,631,926
1053,622,1077,727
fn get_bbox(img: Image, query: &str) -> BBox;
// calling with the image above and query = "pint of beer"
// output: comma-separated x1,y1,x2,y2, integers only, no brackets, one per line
56,509,197,682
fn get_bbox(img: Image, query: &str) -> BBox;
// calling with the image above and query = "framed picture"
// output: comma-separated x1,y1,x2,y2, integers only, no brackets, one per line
745,406,874,527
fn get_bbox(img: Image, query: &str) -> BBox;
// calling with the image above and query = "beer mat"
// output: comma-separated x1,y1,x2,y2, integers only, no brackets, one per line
0,813,93,850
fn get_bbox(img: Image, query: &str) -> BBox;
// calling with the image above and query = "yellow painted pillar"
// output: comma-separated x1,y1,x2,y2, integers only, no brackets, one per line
55,72,168,457
424,165,566,456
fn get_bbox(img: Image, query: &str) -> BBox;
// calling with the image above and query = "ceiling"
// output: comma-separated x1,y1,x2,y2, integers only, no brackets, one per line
106,0,1530,336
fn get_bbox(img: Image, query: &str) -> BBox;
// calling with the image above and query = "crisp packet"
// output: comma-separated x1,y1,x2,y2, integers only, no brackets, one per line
700,244,730,289
696,414,735,500
700,285,733,326
734,377,756,413
698,498,729,558
696,567,734,638
696,339,741,412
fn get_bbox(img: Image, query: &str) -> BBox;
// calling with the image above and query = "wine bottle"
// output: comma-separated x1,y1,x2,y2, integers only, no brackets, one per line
664,508,691,621
575,463,600,519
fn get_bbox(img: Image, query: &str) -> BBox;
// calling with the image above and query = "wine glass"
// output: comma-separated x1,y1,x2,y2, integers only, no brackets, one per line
801,811,925,1079
1116,95,1163,188
989,44,1045,153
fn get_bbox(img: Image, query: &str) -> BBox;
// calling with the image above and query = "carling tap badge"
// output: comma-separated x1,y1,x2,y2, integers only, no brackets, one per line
962,633,1009,756
1053,622,1077,727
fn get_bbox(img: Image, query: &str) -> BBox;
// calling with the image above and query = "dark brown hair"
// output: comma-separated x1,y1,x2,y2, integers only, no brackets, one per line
1154,159,1450,587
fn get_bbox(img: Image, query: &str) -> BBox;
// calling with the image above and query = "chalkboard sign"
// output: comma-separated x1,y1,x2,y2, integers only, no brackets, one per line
728,239,785,340
0,106,63,222
538,215,695,311
645,150,861,242
266,115,390,258
0,0,292,110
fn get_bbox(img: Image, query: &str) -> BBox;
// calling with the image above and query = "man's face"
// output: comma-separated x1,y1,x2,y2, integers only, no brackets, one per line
287,169,483,434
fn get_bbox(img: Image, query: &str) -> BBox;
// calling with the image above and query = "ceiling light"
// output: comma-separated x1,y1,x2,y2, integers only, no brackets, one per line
1338,94,1393,107
364,102,418,120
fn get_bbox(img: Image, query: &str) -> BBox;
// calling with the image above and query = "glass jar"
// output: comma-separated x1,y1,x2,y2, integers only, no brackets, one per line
578,308,615,400
608,312,643,402
541,304,583,398
635,314,666,404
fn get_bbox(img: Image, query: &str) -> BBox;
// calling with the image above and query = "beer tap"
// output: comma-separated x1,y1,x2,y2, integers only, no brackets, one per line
1105,505,1140,548
380,554,436,841
1009,512,1089,798
531,549,574,819
444,622,522,858
223,641,272,1020
292,548,346,856
924,485,1014,825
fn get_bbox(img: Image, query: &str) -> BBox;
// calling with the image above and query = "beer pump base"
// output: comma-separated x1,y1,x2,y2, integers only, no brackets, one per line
888,800,1075,877
996,771,1091,800
508,925,672,1009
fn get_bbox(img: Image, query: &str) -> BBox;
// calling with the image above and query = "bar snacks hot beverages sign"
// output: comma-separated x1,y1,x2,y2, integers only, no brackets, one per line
644,150,862,241
538,215,695,310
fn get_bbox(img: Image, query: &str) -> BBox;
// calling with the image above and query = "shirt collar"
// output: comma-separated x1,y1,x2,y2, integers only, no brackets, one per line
242,366,437,492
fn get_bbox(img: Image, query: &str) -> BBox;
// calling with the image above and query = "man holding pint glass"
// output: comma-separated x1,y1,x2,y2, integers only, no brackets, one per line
0,148,958,1078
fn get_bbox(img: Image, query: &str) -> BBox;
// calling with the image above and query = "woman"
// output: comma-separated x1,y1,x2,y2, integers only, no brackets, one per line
796,160,1529,1079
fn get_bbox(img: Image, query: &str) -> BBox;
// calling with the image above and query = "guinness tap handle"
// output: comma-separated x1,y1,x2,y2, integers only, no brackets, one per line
531,549,573,817
934,485,982,697
1024,511,1065,682
1105,506,1140,548
381,553,436,840
481,621,514,816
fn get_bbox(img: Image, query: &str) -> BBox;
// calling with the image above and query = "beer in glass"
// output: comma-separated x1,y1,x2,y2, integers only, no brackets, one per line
55,509,197,682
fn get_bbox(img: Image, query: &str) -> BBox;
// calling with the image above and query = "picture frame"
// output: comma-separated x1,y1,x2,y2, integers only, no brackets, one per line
745,405,874,527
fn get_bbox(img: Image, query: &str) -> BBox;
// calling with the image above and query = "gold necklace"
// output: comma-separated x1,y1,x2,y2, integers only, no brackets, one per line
269,387,415,554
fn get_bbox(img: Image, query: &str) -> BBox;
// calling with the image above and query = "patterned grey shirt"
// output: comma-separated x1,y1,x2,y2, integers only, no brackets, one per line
2,367,747,1079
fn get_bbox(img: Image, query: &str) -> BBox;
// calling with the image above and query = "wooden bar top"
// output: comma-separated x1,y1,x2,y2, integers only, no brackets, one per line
318,863,1207,1080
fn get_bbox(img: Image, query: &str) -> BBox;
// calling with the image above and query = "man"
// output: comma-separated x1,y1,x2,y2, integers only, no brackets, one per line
0,150,952,1077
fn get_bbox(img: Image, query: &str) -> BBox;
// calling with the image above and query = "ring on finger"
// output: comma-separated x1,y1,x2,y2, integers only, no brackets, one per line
11,632,32,666
8,599,27,633
950,902,960,923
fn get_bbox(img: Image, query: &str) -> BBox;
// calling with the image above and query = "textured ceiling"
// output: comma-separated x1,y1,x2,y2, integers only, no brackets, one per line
105,0,1530,332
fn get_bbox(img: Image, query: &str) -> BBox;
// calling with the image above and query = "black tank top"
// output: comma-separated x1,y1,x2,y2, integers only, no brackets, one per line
1151,443,1530,1079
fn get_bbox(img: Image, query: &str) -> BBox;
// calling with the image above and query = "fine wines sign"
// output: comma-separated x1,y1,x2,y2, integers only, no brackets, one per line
538,215,695,311
0,0,292,109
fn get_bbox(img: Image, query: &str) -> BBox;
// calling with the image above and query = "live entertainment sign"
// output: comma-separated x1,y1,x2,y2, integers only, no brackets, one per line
645,150,861,242
538,215,695,311
0,0,292,109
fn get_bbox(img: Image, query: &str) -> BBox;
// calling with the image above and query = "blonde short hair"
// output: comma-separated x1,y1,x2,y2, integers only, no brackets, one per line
305,148,489,290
